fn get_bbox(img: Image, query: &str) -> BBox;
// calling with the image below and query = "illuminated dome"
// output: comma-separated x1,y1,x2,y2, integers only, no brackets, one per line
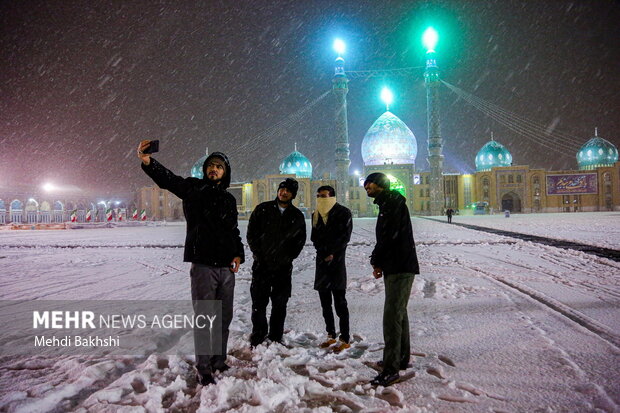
190,150,209,178
361,111,417,166
577,130,618,170
475,139,512,172
279,146,312,178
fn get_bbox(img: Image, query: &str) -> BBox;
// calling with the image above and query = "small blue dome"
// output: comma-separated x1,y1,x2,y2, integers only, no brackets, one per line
361,111,417,166
475,140,513,172
577,132,618,170
279,149,312,178
190,154,208,178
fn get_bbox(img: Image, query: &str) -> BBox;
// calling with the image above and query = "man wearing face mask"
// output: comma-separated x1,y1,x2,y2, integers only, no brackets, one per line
246,178,306,347
138,140,244,386
311,185,352,353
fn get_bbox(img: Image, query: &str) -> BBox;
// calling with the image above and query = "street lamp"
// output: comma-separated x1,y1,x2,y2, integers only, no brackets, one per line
42,183,56,192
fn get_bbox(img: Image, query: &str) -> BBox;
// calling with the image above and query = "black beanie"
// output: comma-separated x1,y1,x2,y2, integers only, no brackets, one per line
278,178,299,199
364,172,391,190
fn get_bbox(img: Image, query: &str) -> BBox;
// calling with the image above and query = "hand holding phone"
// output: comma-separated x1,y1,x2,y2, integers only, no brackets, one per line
137,140,158,165
142,140,159,154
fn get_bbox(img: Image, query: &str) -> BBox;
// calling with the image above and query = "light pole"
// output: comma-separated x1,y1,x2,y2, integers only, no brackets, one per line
423,27,445,216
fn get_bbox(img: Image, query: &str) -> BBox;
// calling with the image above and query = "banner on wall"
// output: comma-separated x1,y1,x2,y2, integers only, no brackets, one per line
546,173,598,195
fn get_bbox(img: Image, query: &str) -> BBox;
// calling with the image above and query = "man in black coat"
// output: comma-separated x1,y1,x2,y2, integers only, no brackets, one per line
247,178,306,347
446,207,454,223
311,185,352,352
364,172,420,387
138,140,244,386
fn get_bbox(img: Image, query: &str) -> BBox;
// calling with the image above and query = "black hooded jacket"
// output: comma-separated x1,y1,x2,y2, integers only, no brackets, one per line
371,189,419,275
247,199,306,272
141,156,244,266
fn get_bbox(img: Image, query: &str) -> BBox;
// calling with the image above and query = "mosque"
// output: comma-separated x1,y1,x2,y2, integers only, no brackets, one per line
136,123,619,221
136,40,619,221
136,39,620,221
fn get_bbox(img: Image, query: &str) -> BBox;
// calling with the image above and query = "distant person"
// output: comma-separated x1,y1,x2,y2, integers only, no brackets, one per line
446,208,454,223
247,178,306,347
138,140,244,386
311,185,353,352
363,172,419,387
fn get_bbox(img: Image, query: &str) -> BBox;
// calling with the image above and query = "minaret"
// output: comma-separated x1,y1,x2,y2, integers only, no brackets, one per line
333,39,350,204
423,28,445,216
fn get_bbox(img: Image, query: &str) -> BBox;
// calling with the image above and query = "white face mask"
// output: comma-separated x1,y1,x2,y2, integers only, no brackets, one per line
313,197,337,227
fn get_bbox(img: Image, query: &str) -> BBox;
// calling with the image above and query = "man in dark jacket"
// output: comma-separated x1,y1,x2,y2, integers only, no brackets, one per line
247,178,306,347
364,172,419,387
311,185,352,352
138,140,244,386
446,207,454,223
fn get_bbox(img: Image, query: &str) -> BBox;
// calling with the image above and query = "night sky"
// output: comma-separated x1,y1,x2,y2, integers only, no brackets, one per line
1,0,619,193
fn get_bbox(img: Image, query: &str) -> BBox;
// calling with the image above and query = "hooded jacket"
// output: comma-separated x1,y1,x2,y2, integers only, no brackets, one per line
247,199,306,273
311,202,352,290
371,189,419,275
141,156,245,266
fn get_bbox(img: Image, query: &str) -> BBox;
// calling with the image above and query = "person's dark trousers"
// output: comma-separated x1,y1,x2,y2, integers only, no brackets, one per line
190,264,235,374
448,216,452,223
318,289,350,343
250,263,292,345
382,272,414,375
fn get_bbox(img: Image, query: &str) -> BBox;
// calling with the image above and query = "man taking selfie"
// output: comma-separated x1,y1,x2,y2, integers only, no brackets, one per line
137,140,244,386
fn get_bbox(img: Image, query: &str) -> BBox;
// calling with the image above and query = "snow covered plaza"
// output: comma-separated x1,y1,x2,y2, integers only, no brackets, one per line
0,212,618,412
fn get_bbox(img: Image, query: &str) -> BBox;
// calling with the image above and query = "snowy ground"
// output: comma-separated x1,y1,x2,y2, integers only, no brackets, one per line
451,211,620,249
0,213,619,412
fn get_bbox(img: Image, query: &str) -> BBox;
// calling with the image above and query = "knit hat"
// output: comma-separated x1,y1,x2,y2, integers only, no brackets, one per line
364,172,391,190
278,178,299,199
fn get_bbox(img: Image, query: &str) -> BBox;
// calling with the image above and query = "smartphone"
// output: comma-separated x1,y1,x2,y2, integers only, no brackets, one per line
143,140,159,154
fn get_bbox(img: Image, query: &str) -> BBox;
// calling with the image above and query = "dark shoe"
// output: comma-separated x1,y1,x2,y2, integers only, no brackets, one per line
370,371,400,387
195,370,216,386
377,360,412,370
250,333,266,348
213,362,230,373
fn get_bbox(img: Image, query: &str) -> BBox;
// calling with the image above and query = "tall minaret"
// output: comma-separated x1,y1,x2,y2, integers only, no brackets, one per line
332,39,350,204
423,28,445,216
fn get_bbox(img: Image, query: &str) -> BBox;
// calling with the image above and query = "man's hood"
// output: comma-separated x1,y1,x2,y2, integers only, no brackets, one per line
203,152,231,189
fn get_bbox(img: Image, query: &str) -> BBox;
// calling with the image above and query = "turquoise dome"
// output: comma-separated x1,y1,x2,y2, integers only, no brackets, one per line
362,111,417,166
279,148,312,178
475,140,512,172
577,133,618,170
190,154,208,178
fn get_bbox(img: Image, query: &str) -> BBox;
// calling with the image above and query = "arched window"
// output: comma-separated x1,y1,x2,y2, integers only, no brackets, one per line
516,175,522,183
508,175,514,183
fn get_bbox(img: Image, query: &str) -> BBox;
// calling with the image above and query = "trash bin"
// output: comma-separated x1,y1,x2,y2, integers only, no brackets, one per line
504,210,510,218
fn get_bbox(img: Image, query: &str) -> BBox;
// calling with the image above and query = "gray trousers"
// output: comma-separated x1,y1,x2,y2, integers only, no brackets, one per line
382,272,414,375
190,263,235,373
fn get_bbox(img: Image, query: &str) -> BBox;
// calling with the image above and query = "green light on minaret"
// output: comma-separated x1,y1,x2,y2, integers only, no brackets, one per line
422,27,439,51
333,39,346,56
381,87,393,111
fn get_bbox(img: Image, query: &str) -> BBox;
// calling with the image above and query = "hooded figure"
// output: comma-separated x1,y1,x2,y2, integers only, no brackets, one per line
139,145,243,386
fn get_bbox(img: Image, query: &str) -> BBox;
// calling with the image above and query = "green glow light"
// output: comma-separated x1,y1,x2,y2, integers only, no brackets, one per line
380,87,393,107
333,39,346,55
423,27,438,51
